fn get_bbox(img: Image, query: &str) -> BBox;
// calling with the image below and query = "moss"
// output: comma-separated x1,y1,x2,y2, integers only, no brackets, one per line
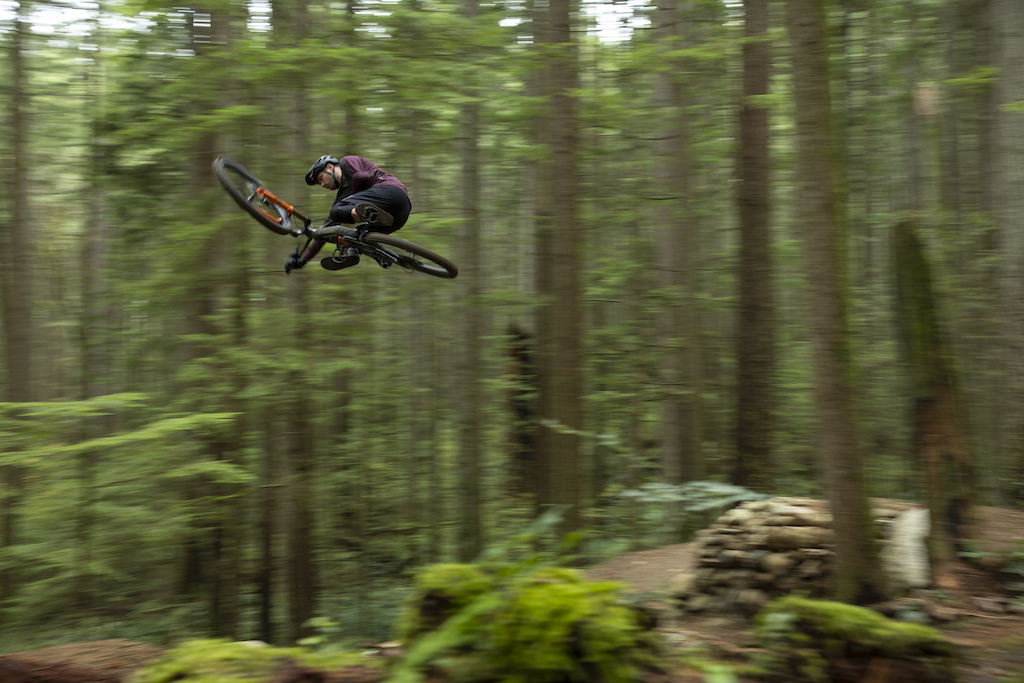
398,563,495,640
412,563,495,597
750,597,957,682
488,568,646,680
391,563,663,683
755,596,953,657
131,638,377,683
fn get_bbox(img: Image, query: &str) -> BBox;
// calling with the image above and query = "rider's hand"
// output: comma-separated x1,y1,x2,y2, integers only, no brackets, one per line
285,256,306,274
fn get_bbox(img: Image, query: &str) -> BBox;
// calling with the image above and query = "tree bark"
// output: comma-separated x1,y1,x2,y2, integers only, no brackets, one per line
74,8,115,615
1,0,33,606
273,0,316,642
456,0,484,562
733,0,774,493
786,0,888,604
992,0,1024,503
654,0,702,488
535,0,583,540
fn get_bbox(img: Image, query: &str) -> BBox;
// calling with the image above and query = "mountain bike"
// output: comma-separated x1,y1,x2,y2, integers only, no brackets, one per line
212,156,458,279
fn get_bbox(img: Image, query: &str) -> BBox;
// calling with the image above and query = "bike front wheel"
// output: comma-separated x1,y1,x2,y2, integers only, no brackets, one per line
212,156,298,235
366,233,459,279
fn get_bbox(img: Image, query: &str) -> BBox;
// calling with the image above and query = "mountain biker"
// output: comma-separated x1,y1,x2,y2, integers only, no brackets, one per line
285,155,411,273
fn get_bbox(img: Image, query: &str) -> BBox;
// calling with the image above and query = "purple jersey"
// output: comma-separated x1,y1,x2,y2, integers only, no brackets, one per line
298,156,409,264
338,155,407,197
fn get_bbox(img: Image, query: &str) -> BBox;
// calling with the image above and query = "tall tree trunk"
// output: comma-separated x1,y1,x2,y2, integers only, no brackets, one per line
733,0,774,493
654,0,702,489
74,11,114,613
535,0,583,540
276,0,316,641
202,7,247,640
257,407,277,643
786,0,888,604
653,0,683,486
992,0,1024,503
508,327,537,498
176,6,241,636
218,9,248,640
456,0,484,562
1,1,33,605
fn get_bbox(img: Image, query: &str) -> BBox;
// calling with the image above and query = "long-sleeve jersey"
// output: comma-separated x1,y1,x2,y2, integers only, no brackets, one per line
335,155,408,199
299,156,409,263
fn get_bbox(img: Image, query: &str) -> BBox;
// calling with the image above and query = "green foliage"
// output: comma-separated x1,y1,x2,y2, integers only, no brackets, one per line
944,65,998,94
960,540,1024,608
959,540,1024,573
397,564,496,640
611,482,769,546
618,481,768,512
3,0,1021,654
133,639,378,683
748,597,956,682
0,396,246,639
391,562,665,683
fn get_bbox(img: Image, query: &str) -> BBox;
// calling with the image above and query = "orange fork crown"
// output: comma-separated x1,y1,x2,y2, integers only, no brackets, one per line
255,187,310,227
256,187,293,223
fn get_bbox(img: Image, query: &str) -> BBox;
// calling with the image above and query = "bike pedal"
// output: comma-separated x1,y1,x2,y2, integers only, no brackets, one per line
354,202,394,228
321,254,360,271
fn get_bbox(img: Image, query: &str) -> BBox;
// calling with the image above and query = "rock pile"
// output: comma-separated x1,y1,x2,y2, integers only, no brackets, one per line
672,497,923,615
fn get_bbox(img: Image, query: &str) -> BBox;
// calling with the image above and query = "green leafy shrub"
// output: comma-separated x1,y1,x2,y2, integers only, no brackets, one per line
748,596,957,682
390,564,666,683
397,563,497,639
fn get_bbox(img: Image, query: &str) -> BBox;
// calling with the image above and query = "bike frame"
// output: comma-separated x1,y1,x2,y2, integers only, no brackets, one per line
254,182,407,267
255,187,371,252
254,186,313,234
214,156,457,278
292,223,402,265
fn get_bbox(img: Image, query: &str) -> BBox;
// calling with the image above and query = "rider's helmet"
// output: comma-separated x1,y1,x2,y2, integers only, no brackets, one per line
305,155,340,185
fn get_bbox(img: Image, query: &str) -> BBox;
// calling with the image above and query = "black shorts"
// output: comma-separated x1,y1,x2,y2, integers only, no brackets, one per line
333,184,411,233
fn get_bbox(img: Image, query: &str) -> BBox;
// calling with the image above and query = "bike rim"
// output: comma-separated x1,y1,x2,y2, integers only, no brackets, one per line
214,158,295,235
368,239,457,278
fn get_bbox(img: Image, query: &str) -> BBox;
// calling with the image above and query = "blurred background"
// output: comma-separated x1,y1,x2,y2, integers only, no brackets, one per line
1,0,1023,651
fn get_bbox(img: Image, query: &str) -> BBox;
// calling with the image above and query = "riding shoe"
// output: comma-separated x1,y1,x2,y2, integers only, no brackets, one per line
321,248,360,271
354,202,394,228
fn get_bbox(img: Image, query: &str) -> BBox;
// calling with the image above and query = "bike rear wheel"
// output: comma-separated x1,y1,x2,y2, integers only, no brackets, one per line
212,156,296,235
366,233,459,279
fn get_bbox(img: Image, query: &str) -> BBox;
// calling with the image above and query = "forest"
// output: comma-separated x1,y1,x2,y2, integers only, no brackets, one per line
1,0,1024,661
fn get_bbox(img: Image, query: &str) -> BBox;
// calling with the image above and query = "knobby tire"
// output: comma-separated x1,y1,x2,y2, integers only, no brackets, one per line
212,157,295,235
366,233,459,279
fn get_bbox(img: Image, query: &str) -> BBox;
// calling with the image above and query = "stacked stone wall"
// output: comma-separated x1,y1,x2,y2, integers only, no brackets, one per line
672,497,923,614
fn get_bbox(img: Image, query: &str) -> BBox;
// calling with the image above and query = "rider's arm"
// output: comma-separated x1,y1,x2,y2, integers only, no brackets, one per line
300,238,326,263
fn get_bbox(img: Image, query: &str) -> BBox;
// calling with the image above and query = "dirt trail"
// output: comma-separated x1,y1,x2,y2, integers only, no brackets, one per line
3,505,1023,682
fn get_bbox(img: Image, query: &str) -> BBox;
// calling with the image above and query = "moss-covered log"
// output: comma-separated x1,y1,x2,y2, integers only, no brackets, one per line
132,639,382,683
751,596,957,682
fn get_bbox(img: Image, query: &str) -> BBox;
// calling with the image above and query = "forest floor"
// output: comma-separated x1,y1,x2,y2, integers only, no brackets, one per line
2,506,1023,683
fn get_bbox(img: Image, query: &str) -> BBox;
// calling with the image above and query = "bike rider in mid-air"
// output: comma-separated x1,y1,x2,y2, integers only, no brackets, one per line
285,155,412,273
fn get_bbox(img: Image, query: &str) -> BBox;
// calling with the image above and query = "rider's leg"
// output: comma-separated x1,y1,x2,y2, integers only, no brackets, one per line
328,185,411,233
